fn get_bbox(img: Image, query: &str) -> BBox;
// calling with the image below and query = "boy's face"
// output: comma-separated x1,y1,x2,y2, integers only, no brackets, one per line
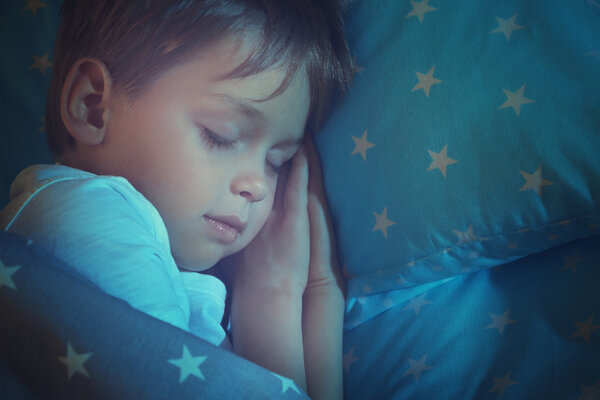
101,39,310,271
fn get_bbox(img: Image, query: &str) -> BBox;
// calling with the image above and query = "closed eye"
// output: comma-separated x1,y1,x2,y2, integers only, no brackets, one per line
199,126,236,150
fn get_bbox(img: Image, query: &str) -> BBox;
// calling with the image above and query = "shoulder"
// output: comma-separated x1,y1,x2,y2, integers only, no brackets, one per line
3,164,167,244
1,165,191,330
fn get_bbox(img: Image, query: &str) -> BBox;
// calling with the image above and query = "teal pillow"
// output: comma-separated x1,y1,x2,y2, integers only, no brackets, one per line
317,0,600,305
0,1,56,207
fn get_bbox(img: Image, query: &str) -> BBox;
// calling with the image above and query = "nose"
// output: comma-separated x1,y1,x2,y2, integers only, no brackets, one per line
231,170,270,202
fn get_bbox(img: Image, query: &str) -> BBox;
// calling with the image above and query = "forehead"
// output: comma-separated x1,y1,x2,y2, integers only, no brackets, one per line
146,37,311,141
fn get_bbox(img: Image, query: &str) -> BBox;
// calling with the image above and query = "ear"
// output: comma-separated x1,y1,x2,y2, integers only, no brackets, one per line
60,57,113,146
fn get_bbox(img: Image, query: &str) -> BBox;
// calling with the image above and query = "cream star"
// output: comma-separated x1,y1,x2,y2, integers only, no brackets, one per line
0,259,21,291
373,207,397,239
272,372,301,395
499,84,534,116
580,380,600,400
570,315,600,344
22,0,47,15
57,342,92,380
412,66,442,97
519,166,554,198
405,0,437,23
38,115,45,132
490,14,525,41
588,0,600,10
343,347,359,373
561,250,587,273
342,264,357,280
452,225,479,244
351,53,365,75
351,129,375,161
485,309,517,335
29,53,52,76
402,354,433,381
403,293,432,315
489,370,519,397
427,144,458,177
168,345,207,383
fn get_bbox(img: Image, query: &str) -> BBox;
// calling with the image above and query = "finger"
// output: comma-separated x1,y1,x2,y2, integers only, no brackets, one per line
283,145,309,215
272,159,291,213
305,134,325,196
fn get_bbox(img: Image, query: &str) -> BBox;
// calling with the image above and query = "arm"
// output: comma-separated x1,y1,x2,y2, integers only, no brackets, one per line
228,148,311,390
231,281,306,389
302,135,346,400
302,284,345,400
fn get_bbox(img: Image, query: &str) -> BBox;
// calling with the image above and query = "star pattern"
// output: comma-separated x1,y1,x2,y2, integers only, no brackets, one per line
570,315,600,344
373,207,397,239
405,0,437,23
403,293,432,315
29,53,52,76
490,14,525,41
57,342,92,380
0,258,21,291
561,250,587,273
452,225,479,244
22,0,47,15
272,373,301,395
519,166,554,198
38,116,45,132
412,66,442,97
427,144,458,177
580,381,600,400
489,370,519,397
168,345,207,383
351,53,365,74
486,309,517,335
402,355,433,381
343,347,359,373
588,0,600,10
499,84,534,116
343,264,357,280
351,129,375,161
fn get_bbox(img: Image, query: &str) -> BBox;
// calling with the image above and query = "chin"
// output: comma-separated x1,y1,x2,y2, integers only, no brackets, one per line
173,251,220,272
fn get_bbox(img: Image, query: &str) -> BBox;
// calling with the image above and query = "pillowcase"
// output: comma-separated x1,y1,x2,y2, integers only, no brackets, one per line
316,0,600,302
0,1,56,207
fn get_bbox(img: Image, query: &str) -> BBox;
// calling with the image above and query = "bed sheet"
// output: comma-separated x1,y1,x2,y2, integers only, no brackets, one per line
0,231,309,399
342,235,600,400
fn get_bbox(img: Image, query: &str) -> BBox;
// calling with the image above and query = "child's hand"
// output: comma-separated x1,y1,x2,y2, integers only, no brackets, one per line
229,147,311,297
305,135,345,297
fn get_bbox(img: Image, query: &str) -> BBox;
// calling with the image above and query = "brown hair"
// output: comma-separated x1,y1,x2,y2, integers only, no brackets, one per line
45,0,354,158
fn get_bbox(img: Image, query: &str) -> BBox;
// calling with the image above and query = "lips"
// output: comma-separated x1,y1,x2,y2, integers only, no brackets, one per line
203,214,247,244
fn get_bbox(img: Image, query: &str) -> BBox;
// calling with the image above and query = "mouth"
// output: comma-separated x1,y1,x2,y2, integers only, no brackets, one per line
203,215,247,244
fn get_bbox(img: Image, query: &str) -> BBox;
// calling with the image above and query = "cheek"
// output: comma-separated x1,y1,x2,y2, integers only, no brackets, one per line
244,191,275,240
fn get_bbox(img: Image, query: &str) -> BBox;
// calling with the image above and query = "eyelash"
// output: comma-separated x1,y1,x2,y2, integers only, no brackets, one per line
199,126,283,174
200,127,236,150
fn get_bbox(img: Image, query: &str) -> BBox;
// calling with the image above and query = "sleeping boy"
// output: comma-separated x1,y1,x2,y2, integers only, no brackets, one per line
0,1,352,398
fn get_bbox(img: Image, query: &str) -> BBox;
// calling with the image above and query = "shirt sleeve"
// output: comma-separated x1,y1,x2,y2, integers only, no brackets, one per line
180,271,231,348
5,175,191,332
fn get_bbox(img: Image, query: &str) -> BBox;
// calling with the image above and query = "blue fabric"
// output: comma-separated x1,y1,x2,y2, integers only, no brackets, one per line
316,0,600,325
0,1,55,207
0,231,308,399
342,235,600,399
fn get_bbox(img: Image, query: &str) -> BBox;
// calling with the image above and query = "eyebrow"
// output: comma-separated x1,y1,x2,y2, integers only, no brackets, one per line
212,93,305,147
214,93,267,125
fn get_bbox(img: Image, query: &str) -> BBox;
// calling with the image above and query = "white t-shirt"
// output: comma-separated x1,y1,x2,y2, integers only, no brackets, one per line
0,164,229,347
